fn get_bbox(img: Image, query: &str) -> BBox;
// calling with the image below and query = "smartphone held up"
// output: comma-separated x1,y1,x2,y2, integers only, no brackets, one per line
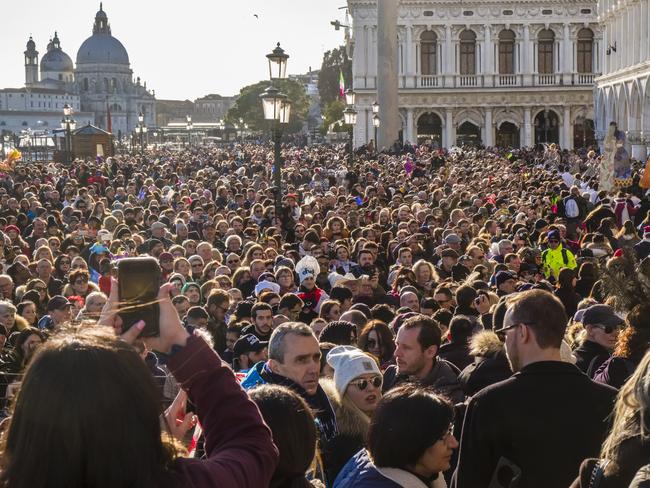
117,257,162,337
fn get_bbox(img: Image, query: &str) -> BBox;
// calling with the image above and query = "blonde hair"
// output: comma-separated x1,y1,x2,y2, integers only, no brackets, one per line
600,350,650,475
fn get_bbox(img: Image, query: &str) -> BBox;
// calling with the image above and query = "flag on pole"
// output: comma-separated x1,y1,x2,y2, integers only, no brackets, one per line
106,102,112,134
339,69,345,98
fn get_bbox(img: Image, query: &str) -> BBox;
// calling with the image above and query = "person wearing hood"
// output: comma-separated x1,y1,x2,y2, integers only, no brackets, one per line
458,330,512,397
296,256,329,324
321,346,383,483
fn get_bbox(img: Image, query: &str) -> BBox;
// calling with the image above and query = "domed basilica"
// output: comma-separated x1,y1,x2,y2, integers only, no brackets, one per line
23,3,155,136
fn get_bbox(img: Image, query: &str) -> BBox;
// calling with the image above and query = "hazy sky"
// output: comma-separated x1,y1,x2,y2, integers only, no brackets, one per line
0,1,347,100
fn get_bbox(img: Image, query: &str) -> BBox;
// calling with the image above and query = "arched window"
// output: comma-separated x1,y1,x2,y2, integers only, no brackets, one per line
82,78,89,92
0,122,6,126
111,78,118,93
22,121,28,127
538,29,555,74
420,31,437,75
103,78,109,92
459,30,476,75
498,29,515,74
577,28,594,73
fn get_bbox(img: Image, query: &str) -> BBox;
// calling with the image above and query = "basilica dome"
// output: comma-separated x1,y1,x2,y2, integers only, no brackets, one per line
41,33,74,72
76,4,130,66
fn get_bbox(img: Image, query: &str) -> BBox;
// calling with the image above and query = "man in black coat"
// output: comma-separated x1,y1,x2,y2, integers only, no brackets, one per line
453,290,617,488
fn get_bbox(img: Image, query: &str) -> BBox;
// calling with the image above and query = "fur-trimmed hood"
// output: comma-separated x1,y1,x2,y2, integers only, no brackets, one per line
320,378,369,439
469,331,505,358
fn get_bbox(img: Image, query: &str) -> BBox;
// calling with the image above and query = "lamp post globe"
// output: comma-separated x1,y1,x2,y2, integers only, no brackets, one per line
266,43,289,80
345,89,356,106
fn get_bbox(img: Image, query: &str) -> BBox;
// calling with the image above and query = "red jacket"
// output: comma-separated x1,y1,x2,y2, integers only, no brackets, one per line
168,334,278,487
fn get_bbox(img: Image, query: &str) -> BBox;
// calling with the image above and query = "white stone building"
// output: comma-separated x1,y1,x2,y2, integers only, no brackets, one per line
0,4,155,138
348,0,601,149
594,0,650,160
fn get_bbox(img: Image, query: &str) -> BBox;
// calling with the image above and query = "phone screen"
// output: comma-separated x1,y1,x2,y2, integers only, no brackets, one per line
118,258,161,337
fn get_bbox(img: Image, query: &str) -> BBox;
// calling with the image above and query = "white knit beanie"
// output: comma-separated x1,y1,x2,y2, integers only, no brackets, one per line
326,346,381,397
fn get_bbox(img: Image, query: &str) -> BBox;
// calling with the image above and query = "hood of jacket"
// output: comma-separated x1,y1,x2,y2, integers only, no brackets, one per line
469,331,505,358
320,378,369,439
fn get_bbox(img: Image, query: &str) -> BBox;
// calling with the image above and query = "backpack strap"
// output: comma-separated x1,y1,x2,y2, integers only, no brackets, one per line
561,248,569,265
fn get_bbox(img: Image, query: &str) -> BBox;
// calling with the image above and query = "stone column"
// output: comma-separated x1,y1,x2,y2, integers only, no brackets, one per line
522,24,532,85
445,108,455,148
562,105,572,149
353,24,366,88
484,108,494,147
406,25,415,88
406,107,415,143
562,23,572,85
523,107,532,147
377,0,400,150
483,25,494,87
445,24,454,86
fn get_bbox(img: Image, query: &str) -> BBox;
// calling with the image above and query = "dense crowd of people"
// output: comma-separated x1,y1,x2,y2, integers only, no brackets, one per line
0,138,648,488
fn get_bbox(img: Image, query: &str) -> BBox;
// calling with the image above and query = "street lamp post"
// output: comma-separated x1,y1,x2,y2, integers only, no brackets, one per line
186,115,193,147
261,42,291,219
60,103,76,164
343,107,357,168
372,101,380,153
343,89,357,168
135,111,147,154
373,114,381,155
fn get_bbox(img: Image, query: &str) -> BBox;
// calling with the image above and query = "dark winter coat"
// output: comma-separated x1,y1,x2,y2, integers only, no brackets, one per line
593,354,639,389
569,436,650,488
383,357,464,404
457,332,512,397
438,342,473,372
453,361,617,488
573,340,611,378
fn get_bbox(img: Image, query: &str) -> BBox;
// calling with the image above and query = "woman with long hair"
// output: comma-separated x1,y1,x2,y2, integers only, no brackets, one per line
555,267,580,317
321,346,383,483
52,254,71,282
249,385,323,488
319,300,342,323
615,221,640,252
23,280,49,317
0,282,277,488
595,303,650,389
357,320,396,368
571,350,650,488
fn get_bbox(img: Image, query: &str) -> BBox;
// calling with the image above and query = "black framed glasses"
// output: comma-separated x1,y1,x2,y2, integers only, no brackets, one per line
349,376,382,391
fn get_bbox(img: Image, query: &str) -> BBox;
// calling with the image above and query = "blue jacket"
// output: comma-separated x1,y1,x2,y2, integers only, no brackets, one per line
240,361,266,390
334,450,401,488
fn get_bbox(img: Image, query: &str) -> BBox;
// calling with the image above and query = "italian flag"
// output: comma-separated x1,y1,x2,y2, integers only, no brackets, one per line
339,69,345,98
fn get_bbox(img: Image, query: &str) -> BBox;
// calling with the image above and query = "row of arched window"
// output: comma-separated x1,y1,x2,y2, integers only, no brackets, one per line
419,28,594,76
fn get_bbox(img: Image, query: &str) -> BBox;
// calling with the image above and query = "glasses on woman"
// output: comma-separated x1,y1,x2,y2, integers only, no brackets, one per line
34,287,47,293
74,279,89,285
349,376,382,391
595,324,621,334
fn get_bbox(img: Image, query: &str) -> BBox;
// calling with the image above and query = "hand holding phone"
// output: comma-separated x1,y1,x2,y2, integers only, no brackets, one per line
117,257,162,337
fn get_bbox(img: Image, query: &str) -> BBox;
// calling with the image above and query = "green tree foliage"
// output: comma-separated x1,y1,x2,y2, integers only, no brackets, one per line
320,99,347,135
318,46,352,109
226,79,309,134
